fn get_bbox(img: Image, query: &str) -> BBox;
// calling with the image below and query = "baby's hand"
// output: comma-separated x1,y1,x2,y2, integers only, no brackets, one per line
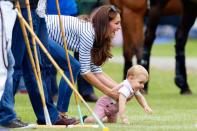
144,106,153,114
119,115,129,124
121,117,129,124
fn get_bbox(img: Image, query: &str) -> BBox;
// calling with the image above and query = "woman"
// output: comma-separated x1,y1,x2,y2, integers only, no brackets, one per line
46,5,121,114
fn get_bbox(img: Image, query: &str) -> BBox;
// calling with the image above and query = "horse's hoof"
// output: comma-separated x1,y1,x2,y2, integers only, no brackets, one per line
180,89,192,95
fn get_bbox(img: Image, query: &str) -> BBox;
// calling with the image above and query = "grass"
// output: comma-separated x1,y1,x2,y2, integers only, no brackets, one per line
13,39,197,131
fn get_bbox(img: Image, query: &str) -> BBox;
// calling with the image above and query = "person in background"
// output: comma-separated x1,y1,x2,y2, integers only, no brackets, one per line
84,65,153,124
0,0,30,128
47,0,78,16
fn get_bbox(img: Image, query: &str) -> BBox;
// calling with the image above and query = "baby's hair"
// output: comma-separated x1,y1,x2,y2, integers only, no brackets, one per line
127,65,149,80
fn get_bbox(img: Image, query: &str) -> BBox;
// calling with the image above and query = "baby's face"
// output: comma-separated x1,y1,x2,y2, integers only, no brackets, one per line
128,73,148,91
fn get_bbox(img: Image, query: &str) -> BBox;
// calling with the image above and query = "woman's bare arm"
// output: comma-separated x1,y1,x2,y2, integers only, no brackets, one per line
82,72,119,100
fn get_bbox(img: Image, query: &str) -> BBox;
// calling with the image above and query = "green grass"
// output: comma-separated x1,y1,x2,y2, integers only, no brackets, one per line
13,39,197,131
14,62,197,131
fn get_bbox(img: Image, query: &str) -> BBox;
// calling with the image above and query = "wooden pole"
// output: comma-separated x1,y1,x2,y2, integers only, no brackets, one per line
25,0,42,86
35,124,99,128
34,124,109,131
55,0,83,124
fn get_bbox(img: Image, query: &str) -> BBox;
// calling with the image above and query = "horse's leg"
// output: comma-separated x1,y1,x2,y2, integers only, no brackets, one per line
174,0,197,94
141,0,169,93
134,14,146,65
121,8,137,79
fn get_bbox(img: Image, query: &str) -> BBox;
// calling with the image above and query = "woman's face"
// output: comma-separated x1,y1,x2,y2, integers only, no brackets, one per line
109,14,121,38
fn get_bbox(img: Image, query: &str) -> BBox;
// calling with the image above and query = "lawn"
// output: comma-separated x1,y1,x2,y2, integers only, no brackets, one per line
13,39,197,131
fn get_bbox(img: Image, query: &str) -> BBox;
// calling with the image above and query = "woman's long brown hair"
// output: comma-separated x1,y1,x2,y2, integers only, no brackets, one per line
91,5,120,66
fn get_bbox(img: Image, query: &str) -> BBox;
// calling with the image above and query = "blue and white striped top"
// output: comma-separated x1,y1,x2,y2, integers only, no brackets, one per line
46,15,102,74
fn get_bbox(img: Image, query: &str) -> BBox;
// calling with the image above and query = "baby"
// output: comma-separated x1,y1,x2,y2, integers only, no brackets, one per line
84,65,153,124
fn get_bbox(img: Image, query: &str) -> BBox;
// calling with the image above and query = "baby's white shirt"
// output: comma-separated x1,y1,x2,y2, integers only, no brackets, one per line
118,79,141,98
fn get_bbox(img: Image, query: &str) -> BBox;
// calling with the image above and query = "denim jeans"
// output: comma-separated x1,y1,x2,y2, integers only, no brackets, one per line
0,1,17,125
49,66,58,98
74,52,95,96
47,37,80,112
12,9,58,124
0,50,16,124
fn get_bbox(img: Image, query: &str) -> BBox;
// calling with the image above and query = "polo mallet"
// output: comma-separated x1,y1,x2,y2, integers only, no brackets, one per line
15,1,52,125
16,10,109,131
35,124,99,128
25,0,42,85
55,0,84,124
25,0,51,124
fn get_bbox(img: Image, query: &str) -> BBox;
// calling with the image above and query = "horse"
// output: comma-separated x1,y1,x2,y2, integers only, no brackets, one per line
141,0,197,94
110,0,197,94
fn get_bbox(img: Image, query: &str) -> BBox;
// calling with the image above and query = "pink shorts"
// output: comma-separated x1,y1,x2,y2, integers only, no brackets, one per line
94,96,118,122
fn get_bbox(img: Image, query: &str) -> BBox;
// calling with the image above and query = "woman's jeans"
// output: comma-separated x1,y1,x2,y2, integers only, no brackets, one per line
48,37,80,112
74,52,95,96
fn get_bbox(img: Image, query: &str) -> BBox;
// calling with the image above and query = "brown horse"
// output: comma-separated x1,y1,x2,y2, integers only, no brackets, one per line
110,0,197,94
109,0,183,77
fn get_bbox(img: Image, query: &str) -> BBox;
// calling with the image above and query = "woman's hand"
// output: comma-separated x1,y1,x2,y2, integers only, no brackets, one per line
107,89,119,100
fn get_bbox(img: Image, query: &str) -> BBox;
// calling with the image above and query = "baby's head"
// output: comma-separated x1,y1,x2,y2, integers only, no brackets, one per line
126,65,149,90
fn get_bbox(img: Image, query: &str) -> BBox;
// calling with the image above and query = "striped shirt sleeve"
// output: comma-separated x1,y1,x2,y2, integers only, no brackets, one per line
46,15,102,74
